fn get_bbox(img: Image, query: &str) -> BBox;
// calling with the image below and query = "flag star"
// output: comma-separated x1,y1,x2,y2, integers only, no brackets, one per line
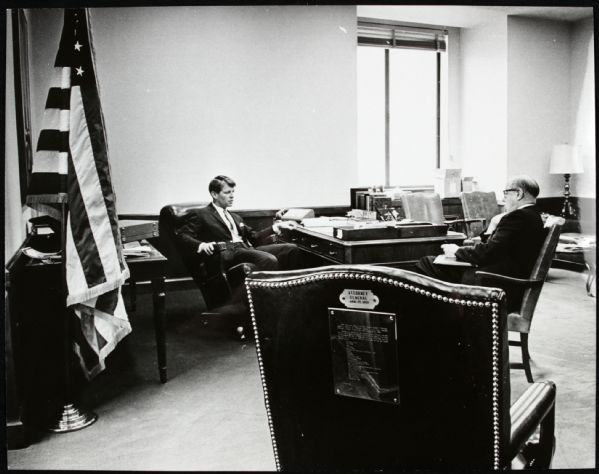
76,66,84,76
74,41,83,51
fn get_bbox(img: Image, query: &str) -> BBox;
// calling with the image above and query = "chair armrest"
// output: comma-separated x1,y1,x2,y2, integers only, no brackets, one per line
226,262,255,280
464,217,485,224
225,262,256,291
475,271,544,289
509,381,556,462
444,217,484,225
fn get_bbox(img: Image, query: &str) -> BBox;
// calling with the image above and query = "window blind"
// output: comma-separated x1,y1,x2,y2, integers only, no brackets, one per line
358,20,447,52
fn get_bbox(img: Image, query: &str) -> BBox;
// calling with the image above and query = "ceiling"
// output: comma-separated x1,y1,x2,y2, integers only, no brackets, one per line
479,6,594,22
357,5,594,28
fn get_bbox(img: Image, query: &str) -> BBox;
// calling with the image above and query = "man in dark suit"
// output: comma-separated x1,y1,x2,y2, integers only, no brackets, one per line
415,175,545,288
177,175,300,277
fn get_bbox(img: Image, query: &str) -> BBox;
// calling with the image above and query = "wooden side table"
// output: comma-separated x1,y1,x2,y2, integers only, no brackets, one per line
554,234,596,297
124,241,168,383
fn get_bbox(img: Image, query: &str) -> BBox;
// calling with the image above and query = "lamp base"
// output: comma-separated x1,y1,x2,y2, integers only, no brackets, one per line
559,173,577,220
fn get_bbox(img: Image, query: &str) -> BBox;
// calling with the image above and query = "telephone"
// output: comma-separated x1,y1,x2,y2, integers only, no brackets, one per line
278,208,315,222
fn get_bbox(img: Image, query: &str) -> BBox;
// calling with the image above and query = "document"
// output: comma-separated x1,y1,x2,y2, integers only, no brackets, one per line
123,241,152,257
433,254,472,267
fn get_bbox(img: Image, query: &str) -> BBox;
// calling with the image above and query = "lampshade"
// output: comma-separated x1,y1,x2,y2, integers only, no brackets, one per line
549,144,583,174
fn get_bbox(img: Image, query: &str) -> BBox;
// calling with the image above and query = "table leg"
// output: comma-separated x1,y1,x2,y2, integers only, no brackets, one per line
151,277,167,383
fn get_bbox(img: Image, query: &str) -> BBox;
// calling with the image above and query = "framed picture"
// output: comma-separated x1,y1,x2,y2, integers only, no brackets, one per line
12,9,33,204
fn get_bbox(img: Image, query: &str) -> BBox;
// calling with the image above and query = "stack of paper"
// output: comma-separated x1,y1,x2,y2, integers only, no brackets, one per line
123,242,152,257
558,233,596,252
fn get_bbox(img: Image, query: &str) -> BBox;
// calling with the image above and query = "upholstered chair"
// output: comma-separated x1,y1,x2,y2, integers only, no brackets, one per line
245,264,556,470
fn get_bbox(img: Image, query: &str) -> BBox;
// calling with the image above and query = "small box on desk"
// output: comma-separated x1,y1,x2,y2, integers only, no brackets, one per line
119,219,159,243
333,225,397,241
395,224,448,238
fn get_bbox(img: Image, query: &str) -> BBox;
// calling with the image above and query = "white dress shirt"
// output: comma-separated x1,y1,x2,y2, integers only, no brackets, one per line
212,203,244,243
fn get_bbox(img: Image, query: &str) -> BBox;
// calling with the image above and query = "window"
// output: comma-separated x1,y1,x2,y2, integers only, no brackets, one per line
357,20,448,187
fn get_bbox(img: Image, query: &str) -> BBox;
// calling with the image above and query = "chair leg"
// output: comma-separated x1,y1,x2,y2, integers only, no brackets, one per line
523,403,556,468
521,333,534,383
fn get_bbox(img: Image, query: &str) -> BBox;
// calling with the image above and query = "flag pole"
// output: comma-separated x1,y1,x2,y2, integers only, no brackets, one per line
48,102,98,431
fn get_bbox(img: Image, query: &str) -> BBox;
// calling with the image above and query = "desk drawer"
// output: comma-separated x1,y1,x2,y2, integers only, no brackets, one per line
301,235,344,263
283,230,345,263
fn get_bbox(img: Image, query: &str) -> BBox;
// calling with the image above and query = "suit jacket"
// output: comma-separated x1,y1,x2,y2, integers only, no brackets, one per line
455,205,545,279
176,203,273,260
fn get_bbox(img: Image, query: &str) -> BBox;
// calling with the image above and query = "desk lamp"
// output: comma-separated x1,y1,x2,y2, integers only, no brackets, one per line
549,144,583,219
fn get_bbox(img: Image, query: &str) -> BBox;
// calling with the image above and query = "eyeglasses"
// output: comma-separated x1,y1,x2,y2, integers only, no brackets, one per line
502,188,519,196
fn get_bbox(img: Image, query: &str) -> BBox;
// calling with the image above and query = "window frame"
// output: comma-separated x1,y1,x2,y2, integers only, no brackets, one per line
357,19,448,187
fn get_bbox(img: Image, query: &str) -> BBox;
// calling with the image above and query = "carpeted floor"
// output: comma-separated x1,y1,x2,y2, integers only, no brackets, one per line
6,267,596,470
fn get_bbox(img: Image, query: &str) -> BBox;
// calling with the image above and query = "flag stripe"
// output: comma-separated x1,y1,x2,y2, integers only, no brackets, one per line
79,23,126,272
45,87,70,109
27,173,67,196
67,150,107,288
30,150,65,173
69,86,123,283
80,88,126,271
36,129,69,152
95,288,119,316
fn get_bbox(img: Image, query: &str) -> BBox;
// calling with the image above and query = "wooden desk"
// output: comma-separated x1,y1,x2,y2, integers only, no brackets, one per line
10,241,168,383
6,241,168,448
280,227,466,268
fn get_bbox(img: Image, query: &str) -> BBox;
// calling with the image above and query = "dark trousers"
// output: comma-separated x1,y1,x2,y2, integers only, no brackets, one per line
218,242,300,306
415,255,477,285
221,242,300,272
416,255,523,311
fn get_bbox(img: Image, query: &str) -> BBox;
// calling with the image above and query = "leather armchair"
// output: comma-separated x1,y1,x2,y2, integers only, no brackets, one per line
245,265,556,470
158,202,253,311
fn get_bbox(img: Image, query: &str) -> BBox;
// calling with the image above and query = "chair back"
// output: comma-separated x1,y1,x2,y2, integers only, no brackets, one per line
519,218,564,321
460,191,501,232
246,265,511,470
400,192,445,224
158,202,208,280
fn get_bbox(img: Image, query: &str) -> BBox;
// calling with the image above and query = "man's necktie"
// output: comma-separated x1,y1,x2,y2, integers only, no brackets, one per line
224,210,236,232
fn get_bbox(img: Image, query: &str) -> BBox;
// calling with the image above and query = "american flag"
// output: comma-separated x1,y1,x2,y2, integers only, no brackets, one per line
27,8,131,379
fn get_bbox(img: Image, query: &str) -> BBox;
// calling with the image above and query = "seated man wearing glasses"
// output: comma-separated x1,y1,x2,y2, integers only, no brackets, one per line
415,175,545,286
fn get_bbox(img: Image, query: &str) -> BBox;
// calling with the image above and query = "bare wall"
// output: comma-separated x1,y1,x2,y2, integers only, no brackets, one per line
570,17,595,200
458,18,508,196
27,6,358,213
507,17,571,198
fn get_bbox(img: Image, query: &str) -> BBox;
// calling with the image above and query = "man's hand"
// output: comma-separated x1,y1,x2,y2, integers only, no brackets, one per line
441,243,460,257
198,242,216,255
272,220,297,234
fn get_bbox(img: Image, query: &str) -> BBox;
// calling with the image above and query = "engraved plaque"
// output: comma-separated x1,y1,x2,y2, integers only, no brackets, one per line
329,308,399,404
